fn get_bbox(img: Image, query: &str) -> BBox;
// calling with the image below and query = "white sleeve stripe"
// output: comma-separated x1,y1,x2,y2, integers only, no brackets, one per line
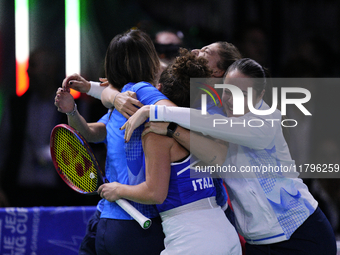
177,159,200,176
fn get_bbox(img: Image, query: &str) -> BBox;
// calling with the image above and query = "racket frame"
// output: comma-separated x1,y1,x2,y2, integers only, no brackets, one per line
50,124,106,195
50,124,152,229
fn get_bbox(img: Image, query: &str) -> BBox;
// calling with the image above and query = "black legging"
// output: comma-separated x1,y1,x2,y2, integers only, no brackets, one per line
95,216,165,255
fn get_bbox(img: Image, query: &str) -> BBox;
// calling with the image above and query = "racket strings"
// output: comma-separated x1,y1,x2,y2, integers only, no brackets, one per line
52,128,99,193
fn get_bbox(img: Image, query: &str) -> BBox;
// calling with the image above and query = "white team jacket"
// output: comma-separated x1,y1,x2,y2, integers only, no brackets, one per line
149,101,318,245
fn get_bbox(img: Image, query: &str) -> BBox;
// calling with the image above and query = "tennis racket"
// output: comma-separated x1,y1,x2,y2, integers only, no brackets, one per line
50,124,152,229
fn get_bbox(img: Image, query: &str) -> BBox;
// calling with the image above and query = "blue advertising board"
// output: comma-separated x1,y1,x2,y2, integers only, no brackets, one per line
0,206,96,254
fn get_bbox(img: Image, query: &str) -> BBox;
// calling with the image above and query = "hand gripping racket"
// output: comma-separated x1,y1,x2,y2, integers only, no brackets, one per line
50,124,151,229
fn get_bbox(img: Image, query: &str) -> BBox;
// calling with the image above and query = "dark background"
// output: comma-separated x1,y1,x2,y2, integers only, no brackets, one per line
1,0,340,89
1,0,340,236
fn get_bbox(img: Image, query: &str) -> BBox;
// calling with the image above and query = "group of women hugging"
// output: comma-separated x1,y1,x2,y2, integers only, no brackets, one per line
55,28,336,255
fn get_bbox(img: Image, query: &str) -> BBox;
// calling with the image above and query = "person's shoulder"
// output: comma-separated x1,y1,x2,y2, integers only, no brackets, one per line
133,82,165,102
121,82,136,92
122,81,157,93
143,132,173,147
133,81,155,90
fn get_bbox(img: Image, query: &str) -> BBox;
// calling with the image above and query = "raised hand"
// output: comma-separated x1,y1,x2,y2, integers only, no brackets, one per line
54,87,75,113
62,73,91,93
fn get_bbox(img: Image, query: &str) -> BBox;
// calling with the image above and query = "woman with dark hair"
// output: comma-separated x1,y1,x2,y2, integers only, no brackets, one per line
60,40,243,253
104,29,160,90
55,28,175,255
94,41,242,113
122,58,336,255
98,49,241,255
63,41,241,117
98,40,242,215
191,41,242,78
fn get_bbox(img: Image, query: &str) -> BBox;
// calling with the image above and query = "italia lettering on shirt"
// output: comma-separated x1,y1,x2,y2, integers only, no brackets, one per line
192,177,214,191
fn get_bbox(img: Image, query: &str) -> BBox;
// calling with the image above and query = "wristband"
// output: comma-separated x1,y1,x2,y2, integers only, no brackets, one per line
66,103,77,116
87,81,105,99
166,122,178,138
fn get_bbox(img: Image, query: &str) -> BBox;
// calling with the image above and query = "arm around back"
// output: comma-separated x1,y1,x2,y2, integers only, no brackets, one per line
98,132,172,204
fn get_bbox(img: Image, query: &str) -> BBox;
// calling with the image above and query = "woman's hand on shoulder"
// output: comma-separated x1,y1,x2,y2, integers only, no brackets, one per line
120,105,151,142
114,91,144,119
142,122,168,137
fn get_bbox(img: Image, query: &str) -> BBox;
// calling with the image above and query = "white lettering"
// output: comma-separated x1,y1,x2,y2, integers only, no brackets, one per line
230,118,246,127
196,179,203,189
265,119,280,127
203,178,208,189
207,85,312,116
281,119,298,127
248,119,264,127
192,180,197,191
213,119,228,127
248,87,278,115
201,94,207,115
281,87,311,115
215,84,245,114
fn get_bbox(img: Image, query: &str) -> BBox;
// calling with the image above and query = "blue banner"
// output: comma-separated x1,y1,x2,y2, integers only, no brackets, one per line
0,206,96,254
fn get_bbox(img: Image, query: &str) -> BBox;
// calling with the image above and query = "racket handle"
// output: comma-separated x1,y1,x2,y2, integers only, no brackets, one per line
116,199,152,229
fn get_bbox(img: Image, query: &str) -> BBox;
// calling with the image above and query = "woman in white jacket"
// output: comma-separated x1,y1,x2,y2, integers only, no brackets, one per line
122,58,336,255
